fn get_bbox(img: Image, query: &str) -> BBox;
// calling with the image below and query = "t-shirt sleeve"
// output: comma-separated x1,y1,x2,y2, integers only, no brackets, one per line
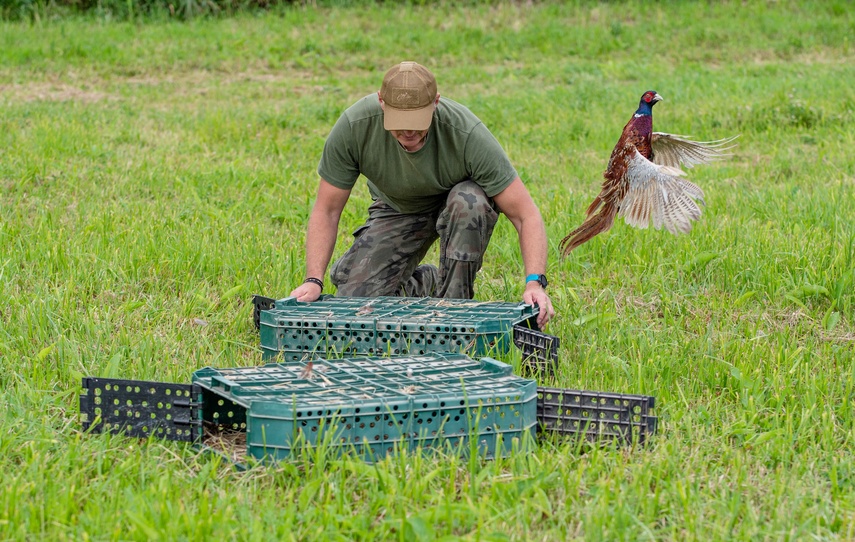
465,123,519,197
317,113,360,189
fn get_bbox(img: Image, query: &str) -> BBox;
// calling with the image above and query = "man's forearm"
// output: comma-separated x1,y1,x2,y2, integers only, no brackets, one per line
518,217,549,274
304,212,341,280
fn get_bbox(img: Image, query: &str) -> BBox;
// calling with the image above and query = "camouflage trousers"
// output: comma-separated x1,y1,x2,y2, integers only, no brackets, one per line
330,181,499,299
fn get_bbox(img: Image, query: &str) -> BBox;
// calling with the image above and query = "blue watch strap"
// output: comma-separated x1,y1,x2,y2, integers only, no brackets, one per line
525,274,540,283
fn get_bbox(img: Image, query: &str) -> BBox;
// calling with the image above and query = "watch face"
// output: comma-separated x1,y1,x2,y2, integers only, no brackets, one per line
538,274,548,288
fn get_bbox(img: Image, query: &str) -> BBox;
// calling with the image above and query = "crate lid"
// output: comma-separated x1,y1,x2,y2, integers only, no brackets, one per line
192,353,536,410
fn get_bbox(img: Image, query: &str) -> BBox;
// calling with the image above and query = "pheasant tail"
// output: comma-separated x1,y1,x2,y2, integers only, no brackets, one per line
558,202,618,258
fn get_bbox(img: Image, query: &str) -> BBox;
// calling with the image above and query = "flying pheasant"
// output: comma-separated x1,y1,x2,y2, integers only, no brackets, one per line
559,90,737,257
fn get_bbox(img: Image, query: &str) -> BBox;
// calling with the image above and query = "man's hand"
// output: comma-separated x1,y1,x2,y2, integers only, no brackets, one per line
289,282,323,302
524,283,555,329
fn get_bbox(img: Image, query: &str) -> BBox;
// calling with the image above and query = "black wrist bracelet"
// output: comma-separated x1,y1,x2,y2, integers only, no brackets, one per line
304,277,324,291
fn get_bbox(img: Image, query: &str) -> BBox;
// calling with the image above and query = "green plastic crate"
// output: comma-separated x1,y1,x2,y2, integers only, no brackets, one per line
258,296,539,362
192,353,537,463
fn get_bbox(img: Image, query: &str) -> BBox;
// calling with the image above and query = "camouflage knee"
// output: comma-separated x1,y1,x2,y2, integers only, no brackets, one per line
436,181,499,262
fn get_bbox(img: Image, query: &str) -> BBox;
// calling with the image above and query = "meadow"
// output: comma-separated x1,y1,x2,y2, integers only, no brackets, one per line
1,0,854,539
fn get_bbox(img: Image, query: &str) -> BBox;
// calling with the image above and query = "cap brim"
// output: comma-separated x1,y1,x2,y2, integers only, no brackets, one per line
383,105,434,131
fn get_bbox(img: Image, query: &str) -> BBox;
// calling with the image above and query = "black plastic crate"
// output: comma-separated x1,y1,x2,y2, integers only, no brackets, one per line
536,387,657,445
252,294,276,331
79,377,203,443
513,325,559,375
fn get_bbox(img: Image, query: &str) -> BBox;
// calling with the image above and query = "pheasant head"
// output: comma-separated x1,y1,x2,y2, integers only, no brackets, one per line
635,90,663,117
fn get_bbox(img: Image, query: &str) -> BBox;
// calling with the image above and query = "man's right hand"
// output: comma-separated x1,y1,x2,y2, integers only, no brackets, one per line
289,282,323,302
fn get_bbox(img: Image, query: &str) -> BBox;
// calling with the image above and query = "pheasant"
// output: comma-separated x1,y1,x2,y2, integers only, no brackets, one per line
559,90,737,257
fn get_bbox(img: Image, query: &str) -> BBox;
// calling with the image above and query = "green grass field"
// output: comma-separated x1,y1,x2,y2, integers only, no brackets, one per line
1,0,854,539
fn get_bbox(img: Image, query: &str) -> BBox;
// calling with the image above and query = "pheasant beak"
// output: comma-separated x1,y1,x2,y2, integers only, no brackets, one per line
653,92,664,103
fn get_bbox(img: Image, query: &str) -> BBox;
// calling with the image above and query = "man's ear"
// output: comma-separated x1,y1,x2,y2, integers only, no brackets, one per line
378,91,385,109
434,93,440,105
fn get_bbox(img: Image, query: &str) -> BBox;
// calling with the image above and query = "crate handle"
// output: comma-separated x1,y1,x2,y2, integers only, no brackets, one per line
211,375,236,392
478,357,512,376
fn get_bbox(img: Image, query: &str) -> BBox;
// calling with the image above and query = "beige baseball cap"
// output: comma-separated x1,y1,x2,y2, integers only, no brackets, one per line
380,61,438,131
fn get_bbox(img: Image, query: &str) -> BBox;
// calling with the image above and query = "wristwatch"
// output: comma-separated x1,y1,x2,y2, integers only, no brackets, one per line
525,273,548,289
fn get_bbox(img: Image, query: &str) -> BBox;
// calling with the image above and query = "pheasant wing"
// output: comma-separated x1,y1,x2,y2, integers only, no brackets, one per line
651,133,738,169
618,150,706,235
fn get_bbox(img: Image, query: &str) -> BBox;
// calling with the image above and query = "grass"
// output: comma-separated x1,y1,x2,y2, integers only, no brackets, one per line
1,0,854,539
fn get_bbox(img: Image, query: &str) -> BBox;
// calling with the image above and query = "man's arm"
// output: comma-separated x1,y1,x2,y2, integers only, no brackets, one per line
289,179,352,302
492,177,555,328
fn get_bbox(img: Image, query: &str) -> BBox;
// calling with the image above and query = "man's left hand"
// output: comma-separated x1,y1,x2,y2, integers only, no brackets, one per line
524,284,555,329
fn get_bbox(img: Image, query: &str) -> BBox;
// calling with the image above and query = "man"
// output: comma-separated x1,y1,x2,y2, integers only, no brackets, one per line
289,61,555,328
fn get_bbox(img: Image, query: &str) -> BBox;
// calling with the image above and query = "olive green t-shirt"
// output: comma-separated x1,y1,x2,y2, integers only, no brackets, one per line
318,94,518,214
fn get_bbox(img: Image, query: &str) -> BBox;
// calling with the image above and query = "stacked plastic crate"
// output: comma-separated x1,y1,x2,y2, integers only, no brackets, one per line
252,295,656,446
79,295,658,463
